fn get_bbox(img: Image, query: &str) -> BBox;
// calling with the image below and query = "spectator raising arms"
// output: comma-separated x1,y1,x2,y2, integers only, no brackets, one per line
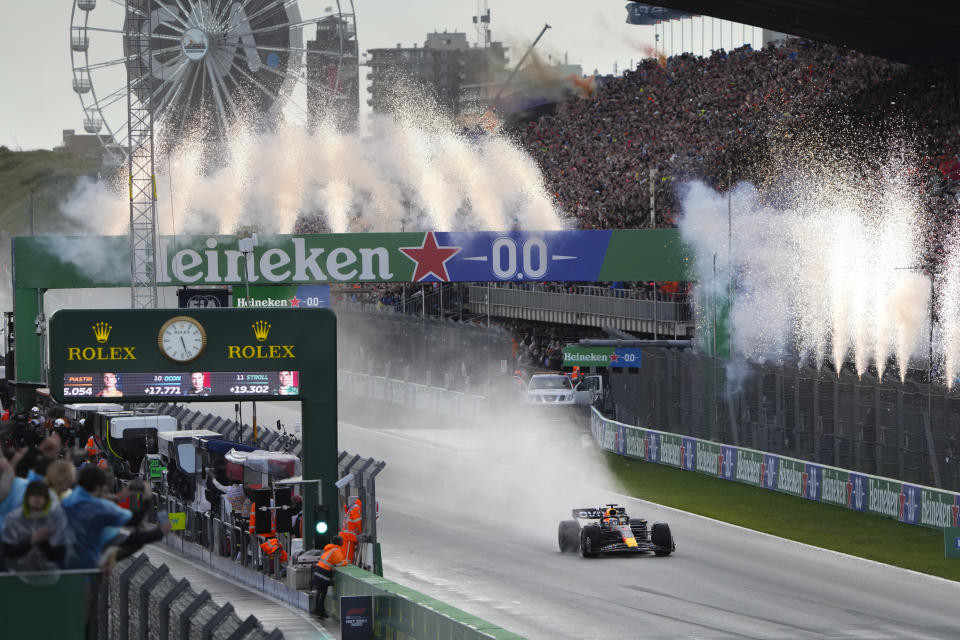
61,466,146,569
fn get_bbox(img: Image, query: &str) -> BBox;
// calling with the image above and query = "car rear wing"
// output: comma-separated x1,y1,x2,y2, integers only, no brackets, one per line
572,508,605,519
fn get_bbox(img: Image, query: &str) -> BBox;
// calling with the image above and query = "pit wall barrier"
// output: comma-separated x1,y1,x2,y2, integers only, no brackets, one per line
590,407,960,530
332,565,525,640
338,369,487,420
161,524,524,640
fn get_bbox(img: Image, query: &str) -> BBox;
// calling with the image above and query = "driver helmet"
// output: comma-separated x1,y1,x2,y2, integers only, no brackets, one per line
606,508,617,517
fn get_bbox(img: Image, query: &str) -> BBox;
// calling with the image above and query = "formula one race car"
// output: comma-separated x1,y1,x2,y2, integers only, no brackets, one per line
558,504,674,558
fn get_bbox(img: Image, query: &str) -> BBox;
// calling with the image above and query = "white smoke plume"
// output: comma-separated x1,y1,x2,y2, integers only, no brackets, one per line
678,170,941,381
59,102,566,240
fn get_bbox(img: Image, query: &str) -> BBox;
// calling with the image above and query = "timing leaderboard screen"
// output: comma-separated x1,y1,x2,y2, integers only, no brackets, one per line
62,371,300,398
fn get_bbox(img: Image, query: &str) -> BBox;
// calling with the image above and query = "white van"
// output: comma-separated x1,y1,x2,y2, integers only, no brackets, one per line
525,374,603,408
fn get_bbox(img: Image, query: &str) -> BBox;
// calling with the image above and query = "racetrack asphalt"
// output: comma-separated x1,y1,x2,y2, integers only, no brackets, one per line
201,400,960,640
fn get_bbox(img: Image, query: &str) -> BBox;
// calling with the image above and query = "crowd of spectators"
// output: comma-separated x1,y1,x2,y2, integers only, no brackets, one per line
517,39,905,230
294,38,960,267
518,39,960,274
1,406,169,575
296,38,960,356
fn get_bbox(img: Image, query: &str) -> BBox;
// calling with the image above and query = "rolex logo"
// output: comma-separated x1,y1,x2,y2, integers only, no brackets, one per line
252,320,271,342
92,322,112,344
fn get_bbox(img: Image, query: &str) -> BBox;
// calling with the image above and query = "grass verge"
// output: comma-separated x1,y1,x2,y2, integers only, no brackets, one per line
605,452,960,582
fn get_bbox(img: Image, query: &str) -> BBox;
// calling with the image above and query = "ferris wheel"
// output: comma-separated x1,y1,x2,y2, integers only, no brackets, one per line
70,0,358,165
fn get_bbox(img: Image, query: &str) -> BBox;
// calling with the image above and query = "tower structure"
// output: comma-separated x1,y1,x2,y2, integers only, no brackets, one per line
124,0,158,309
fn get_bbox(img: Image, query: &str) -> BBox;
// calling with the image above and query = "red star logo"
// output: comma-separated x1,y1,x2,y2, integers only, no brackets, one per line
609,353,619,363
289,296,301,308
399,232,461,282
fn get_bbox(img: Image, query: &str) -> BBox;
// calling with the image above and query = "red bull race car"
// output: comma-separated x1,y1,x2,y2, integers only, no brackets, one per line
558,504,674,558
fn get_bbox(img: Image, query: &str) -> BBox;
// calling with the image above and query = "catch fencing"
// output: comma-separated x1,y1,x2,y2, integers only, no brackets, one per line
338,369,487,419
336,309,511,394
609,348,960,492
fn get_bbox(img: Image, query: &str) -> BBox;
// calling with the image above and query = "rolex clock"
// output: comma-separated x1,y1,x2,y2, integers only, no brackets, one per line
157,316,207,363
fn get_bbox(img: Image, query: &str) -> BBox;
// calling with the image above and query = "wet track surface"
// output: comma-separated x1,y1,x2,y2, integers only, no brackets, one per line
203,401,960,639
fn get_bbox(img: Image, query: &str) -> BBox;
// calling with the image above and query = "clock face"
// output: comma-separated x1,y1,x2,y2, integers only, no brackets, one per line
158,316,207,363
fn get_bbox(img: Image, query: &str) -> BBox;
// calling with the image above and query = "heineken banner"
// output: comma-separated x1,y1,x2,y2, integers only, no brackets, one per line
233,285,330,309
12,229,688,289
562,346,642,368
590,408,960,531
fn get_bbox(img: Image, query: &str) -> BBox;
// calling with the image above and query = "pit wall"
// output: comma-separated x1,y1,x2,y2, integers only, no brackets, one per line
333,565,525,640
164,534,526,640
590,407,960,530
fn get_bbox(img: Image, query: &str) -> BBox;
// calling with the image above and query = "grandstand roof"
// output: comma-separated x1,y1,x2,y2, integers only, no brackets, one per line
646,1,960,66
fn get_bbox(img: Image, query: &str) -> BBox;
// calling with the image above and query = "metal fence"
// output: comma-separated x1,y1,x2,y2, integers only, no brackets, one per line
610,348,960,492
338,369,488,418
465,285,694,336
336,309,512,393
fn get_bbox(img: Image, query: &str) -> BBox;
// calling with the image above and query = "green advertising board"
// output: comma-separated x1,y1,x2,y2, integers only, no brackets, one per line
820,467,849,507
47,308,338,549
659,433,683,468
695,440,722,477
562,346,643,368
775,458,805,498
734,449,763,486
867,478,902,520
921,489,957,529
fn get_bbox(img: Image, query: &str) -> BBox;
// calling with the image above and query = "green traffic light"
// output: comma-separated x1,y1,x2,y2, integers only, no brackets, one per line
315,520,329,535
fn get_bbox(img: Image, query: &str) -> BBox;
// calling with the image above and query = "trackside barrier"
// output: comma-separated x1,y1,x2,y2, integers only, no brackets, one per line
0,560,280,639
590,407,960,530
338,369,487,419
0,570,96,639
157,511,526,640
103,554,281,640
331,565,526,640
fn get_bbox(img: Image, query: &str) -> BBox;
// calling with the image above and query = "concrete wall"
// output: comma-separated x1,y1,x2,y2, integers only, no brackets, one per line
101,554,280,640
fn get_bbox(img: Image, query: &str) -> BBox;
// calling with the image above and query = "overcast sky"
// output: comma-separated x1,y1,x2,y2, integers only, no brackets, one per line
0,1,758,151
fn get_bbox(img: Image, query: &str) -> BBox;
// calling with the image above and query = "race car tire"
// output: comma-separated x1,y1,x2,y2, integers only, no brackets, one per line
580,524,600,558
558,520,580,553
651,522,674,556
